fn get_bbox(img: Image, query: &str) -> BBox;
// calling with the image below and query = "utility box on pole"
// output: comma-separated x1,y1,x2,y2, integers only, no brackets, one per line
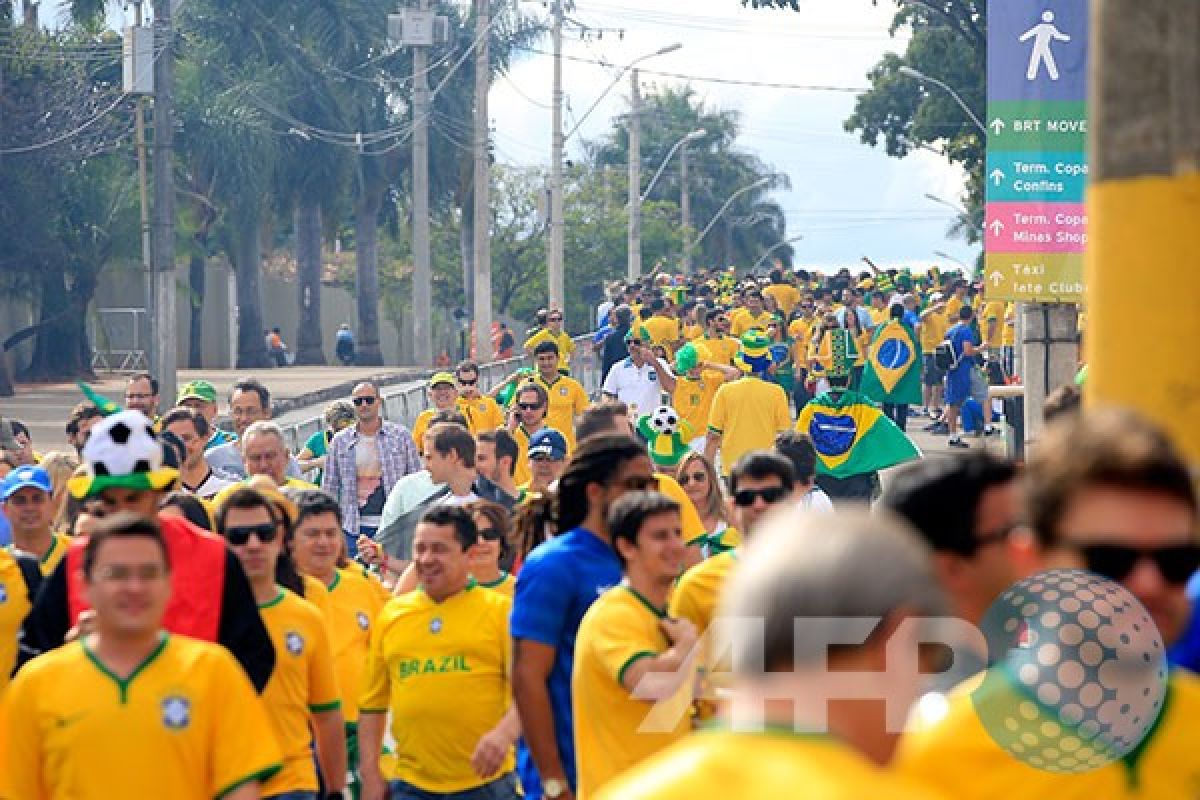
387,10,450,47
122,25,154,95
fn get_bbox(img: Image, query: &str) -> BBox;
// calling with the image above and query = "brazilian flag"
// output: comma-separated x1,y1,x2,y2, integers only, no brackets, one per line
796,389,920,478
861,320,922,405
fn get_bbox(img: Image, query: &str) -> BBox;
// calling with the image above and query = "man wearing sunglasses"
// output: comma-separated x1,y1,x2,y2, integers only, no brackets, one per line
524,308,575,375
896,409,1200,799
455,361,506,435
508,383,550,488
323,382,421,558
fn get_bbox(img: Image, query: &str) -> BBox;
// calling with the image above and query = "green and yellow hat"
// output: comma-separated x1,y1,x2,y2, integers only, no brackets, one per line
734,330,774,374
67,410,178,499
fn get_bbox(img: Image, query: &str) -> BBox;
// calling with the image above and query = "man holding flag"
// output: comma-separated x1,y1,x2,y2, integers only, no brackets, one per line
860,303,923,432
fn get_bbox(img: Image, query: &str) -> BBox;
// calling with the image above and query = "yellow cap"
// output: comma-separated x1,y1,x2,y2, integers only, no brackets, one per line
429,372,456,388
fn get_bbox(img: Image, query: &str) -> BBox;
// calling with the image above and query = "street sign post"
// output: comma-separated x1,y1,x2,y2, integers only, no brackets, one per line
986,0,1088,303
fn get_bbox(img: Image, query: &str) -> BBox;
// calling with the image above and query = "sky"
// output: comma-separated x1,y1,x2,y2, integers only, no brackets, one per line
47,0,979,272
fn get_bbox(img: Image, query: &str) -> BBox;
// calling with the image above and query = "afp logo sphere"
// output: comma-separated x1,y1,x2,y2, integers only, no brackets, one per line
972,569,1167,773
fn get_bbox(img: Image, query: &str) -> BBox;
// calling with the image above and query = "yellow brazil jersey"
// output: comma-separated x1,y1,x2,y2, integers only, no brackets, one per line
412,408,438,454
0,551,33,698
788,319,815,363
981,300,1007,349
682,324,703,342
477,571,516,597
642,316,681,352
18,532,71,578
3,634,282,800
360,584,515,793
895,668,1200,800
673,374,721,440
1003,303,1017,347
918,310,949,354
594,729,948,800
456,395,506,435
302,574,332,619
669,551,735,717
945,294,965,322
699,335,739,367
730,309,775,338
763,283,800,316
652,474,705,548
325,566,389,724
707,378,792,476
573,586,693,799
257,587,342,796
510,424,538,487
524,329,575,371
532,374,589,452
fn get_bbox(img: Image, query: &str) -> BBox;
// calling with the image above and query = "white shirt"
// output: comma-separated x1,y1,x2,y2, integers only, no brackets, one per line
602,357,672,417
798,485,835,512
187,469,238,500
439,491,481,508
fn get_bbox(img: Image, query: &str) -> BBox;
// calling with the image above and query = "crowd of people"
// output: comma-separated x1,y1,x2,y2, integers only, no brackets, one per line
0,262,1192,800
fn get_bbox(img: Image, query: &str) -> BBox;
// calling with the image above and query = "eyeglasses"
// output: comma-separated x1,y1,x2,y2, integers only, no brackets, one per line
518,403,544,411
225,523,279,546
678,471,707,486
477,527,503,542
96,564,167,583
1069,542,1200,586
352,396,376,406
616,476,657,491
733,486,788,507
458,378,478,386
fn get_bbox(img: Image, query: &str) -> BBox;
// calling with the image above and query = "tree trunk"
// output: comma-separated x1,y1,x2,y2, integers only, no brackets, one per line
355,189,384,366
460,201,475,314
25,264,94,380
187,251,205,368
294,201,326,365
232,219,270,369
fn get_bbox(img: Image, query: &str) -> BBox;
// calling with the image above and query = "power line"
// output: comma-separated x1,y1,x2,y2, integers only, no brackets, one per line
0,91,130,154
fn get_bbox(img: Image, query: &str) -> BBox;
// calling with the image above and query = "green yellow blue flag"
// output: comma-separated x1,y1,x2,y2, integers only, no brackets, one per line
861,320,922,405
796,389,920,478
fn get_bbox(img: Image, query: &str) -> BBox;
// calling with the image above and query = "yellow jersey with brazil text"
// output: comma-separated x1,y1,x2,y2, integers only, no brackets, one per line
325,566,389,724
895,667,1200,800
0,550,33,698
2,634,281,800
360,583,515,793
573,586,692,799
595,729,948,800
257,587,342,796
532,373,589,452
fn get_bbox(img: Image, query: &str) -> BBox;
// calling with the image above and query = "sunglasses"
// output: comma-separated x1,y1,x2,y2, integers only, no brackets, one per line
678,471,707,486
458,378,478,386
477,527,504,542
518,403,544,411
225,523,279,546
548,316,563,322
733,486,788,507
1072,543,1200,586
352,396,376,406
617,476,657,491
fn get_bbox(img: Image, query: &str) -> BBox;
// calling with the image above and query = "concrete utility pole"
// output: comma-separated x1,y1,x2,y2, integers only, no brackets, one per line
547,0,565,312
1088,2,1200,463
131,1,152,375
626,68,642,281
411,0,433,365
151,0,177,407
472,0,492,360
680,139,691,274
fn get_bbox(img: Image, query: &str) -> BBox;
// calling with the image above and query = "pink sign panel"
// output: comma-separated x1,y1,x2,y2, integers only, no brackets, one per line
985,201,1087,253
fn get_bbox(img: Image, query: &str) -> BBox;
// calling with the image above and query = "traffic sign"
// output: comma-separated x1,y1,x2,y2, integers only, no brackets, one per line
984,252,1085,302
987,101,1087,151
985,202,1087,252
985,151,1088,203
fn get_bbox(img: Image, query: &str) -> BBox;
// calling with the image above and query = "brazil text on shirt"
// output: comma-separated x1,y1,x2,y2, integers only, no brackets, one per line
397,654,471,679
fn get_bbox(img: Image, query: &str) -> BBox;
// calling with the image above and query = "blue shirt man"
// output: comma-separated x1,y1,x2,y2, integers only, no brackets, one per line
510,526,623,799
943,306,981,447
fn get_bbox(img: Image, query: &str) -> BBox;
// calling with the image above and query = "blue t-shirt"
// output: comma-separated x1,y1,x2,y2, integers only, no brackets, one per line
947,321,979,373
0,510,10,547
902,309,921,330
511,527,623,796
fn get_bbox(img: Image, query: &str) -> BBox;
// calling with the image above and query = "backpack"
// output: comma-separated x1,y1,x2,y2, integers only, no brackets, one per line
933,339,959,371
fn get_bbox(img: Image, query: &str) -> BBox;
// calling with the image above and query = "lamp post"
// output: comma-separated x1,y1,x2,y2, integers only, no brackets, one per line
924,192,968,215
629,128,705,278
688,177,771,265
898,66,986,136
752,234,804,273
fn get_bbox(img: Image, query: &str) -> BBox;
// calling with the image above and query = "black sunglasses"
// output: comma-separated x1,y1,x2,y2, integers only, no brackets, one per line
678,471,707,486
518,403,544,411
1073,543,1200,586
733,486,788,507
225,523,279,546
458,378,478,386
477,527,504,542
352,396,376,406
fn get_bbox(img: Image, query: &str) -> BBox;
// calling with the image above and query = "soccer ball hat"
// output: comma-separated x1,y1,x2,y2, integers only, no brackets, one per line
67,410,178,499
637,406,694,468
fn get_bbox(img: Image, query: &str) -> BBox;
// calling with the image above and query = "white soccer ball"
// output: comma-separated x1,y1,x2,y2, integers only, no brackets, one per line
82,410,162,478
649,405,680,436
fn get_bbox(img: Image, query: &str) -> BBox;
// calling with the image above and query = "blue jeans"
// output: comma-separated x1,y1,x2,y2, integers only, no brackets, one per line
388,773,520,800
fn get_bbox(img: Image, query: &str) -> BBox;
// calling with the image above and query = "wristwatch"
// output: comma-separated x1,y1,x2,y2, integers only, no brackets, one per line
543,778,567,799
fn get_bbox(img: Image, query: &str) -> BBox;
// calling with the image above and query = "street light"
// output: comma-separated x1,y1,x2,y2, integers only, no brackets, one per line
924,192,967,215
690,177,771,263
565,43,682,142
898,66,986,136
752,234,804,273
933,250,971,271
639,129,706,203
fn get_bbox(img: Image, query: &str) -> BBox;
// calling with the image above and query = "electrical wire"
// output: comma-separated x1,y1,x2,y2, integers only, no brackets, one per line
0,91,131,154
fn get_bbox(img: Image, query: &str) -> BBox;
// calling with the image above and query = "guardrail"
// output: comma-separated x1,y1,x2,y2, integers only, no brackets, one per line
277,334,602,453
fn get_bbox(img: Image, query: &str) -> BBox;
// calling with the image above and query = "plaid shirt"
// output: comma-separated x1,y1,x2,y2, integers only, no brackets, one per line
321,421,421,534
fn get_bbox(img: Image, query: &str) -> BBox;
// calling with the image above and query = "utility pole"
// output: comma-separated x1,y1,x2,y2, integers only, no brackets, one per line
22,0,35,29
411,0,433,365
626,68,641,281
151,0,176,407
131,2,152,374
547,0,565,312
680,139,691,274
1089,2,1200,463
472,0,492,360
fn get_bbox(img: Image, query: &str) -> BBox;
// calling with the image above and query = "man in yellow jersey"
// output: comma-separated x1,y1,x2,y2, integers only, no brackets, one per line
289,489,390,799
762,268,800,317
455,361,506,435
1001,302,1017,377
943,278,969,322
729,289,774,337
704,334,792,476
242,422,319,491
918,293,949,423
217,487,346,800
359,506,521,800
598,507,948,800
531,341,589,452
670,343,740,452
698,309,739,367
507,383,549,488
640,297,682,356
670,452,794,718
895,410,1200,800
573,492,695,799
413,373,463,452
524,308,574,373
1,465,69,576
0,548,39,697
3,513,283,800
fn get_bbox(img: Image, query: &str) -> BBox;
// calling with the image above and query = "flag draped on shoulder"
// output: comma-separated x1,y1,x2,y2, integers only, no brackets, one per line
861,320,922,405
796,389,920,478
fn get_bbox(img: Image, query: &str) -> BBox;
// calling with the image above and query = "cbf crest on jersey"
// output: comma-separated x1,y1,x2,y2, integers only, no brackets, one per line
0,583,7,604
356,611,370,630
161,696,191,730
285,631,305,656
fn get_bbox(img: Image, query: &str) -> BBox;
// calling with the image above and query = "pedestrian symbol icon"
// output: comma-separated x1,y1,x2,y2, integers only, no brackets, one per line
1020,10,1072,81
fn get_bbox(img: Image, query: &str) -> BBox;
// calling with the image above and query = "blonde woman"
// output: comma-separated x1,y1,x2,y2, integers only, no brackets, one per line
676,451,740,565
39,451,80,534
